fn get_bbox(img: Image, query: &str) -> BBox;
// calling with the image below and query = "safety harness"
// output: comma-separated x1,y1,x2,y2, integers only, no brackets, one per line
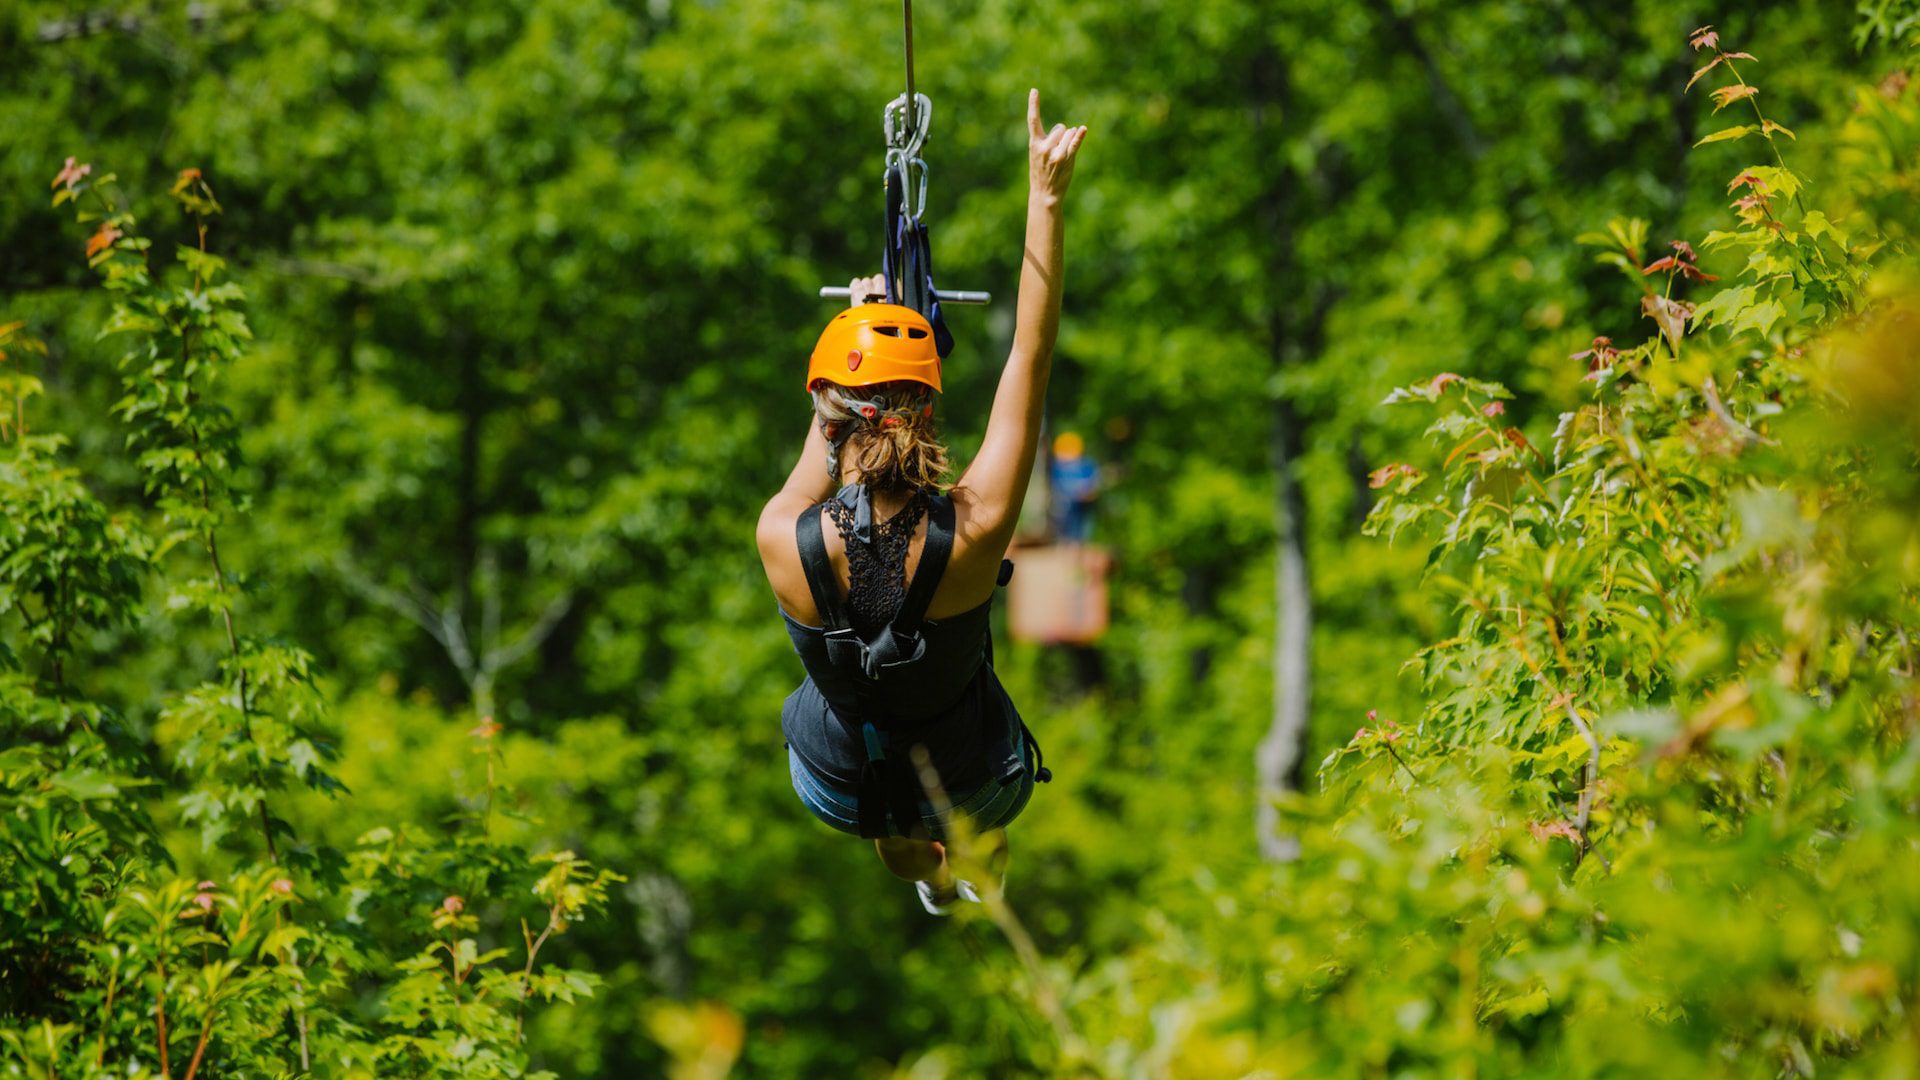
797,489,956,838
796,490,1047,838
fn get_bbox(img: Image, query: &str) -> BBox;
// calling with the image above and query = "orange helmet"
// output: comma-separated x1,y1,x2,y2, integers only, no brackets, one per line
807,303,942,394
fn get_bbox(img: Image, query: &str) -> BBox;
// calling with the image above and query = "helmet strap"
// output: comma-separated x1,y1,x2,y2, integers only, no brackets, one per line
821,417,852,485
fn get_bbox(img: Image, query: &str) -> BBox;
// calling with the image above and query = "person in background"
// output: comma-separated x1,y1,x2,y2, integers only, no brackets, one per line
1048,430,1099,543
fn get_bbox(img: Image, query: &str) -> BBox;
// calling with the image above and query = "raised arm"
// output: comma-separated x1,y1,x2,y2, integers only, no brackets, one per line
957,89,1087,538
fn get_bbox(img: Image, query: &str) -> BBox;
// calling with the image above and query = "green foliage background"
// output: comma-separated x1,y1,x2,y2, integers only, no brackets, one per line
3,0,1918,1075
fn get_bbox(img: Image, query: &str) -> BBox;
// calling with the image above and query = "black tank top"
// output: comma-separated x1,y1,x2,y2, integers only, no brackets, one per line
779,487,1024,824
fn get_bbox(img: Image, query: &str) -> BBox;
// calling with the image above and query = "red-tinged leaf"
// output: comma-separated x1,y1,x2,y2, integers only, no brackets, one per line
1711,84,1759,112
1694,125,1755,147
1761,119,1797,140
1427,372,1462,394
1721,51,1756,62
1671,240,1697,259
50,156,92,190
1686,55,1723,90
1689,26,1719,51
85,223,123,259
1566,334,1612,363
1679,265,1721,283
1368,463,1422,489
1642,256,1678,275
1529,820,1581,843
1732,199,1773,228
1642,294,1695,346
1570,336,1620,370
1481,401,1506,418
1504,428,1545,462
1728,172,1766,193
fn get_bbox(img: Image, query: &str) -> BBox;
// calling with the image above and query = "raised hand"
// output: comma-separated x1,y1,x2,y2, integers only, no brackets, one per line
848,273,888,307
1028,88,1088,207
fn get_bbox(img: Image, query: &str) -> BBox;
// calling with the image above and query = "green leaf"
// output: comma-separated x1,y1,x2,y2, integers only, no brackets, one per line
48,768,121,800
1694,125,1756,146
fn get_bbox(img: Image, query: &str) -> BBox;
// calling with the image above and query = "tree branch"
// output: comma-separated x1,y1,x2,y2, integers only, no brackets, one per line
485,593,573,674
34,3,254,43
331,555,450,648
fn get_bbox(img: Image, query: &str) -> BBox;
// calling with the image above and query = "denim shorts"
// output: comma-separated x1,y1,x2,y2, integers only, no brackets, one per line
787,738,1036,840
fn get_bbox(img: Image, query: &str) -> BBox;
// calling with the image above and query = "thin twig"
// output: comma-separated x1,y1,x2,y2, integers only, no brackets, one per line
1560,698,1602,857
515,909,559,1042
181,996,218,1080
154,961,171,1079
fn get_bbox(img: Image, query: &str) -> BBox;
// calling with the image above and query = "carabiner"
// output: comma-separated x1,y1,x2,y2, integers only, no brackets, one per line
883,92,932,160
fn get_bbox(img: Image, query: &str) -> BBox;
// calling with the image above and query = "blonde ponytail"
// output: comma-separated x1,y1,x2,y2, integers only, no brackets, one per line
812,382,951,493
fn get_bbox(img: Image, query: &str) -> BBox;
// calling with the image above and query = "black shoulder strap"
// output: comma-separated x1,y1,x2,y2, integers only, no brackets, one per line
795,503,850,630
892,492,955,634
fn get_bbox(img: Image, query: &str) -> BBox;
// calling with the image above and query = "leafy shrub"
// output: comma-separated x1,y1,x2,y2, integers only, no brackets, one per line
942,26,1920,1078
1,167,618,1078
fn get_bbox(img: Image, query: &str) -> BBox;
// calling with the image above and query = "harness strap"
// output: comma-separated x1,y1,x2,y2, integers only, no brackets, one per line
854,722,932,840
892,492,954,634
795,505,851,632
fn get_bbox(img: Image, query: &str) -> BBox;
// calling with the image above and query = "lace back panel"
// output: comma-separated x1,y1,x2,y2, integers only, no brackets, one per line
824,490,928,636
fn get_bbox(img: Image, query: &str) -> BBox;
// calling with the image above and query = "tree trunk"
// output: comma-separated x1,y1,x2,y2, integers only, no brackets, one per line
1257,397,1313,862
1249,43,1316,862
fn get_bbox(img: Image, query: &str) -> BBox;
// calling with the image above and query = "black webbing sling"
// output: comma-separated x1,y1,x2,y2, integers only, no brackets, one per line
794,489,956,838
882,163,956,360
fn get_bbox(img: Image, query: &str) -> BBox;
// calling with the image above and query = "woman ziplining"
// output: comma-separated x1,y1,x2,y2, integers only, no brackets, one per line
756,83,1087,916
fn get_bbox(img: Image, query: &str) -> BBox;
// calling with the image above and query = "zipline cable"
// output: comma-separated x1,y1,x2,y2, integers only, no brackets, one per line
902,0,917,145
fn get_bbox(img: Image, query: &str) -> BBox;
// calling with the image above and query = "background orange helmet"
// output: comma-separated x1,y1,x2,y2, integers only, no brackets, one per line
807,303,942,394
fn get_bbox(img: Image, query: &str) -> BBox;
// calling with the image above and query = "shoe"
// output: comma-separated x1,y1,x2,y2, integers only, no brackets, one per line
915,878,981,916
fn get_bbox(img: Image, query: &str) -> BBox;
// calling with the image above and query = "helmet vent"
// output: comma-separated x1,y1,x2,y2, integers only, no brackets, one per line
906,327,928,339
874,325,903,338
